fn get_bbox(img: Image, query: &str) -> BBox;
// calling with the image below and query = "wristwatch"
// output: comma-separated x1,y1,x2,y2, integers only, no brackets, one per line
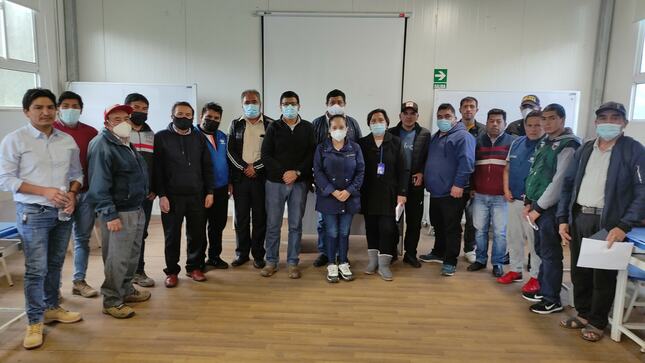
295,170,301,177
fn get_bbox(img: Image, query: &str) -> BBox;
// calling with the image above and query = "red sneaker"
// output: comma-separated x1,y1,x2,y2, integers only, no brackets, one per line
522,277,540,293
188,269,207,282
496,271,523,284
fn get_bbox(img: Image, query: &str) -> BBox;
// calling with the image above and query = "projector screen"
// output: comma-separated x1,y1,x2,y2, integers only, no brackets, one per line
262,15,406,135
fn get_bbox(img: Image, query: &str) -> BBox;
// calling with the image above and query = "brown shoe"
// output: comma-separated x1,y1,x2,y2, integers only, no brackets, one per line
44,306,82,324
102,304,135,319
124,288,151,303
72,280,99,298
187,269,207,282
165,274,178,288
23,323,44,349
288,264,301,279
260,263,278,277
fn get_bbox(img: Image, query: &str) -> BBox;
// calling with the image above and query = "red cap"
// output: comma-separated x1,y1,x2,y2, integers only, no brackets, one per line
104,104,133,121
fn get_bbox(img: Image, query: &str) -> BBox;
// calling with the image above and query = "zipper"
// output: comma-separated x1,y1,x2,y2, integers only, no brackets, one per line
637,165,642,184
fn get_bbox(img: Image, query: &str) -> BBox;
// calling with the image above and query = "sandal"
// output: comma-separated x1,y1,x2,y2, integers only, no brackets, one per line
581,325,605,342
560,316,587,329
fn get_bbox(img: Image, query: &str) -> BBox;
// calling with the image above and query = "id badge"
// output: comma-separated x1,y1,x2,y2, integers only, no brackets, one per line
377,162,385,175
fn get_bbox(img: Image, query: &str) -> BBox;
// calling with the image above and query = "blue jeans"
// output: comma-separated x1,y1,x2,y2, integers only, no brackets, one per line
264,181,307,266
16,203,73,324
534,206,563,304
472,193,508,266
316,212,326,255
322,213,353,264
71,192,96,281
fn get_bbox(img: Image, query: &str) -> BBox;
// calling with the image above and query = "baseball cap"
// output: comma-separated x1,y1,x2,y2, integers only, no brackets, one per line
521,95,540,108
104,104,133,121
595,101,627,119
401,101,418,113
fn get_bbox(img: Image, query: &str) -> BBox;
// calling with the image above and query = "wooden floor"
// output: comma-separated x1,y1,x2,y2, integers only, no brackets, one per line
0,215,643,363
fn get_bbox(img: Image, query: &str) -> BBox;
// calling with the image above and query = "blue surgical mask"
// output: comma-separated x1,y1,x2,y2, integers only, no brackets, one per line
596,123,622,141
59,108,81,126
243,104,260,119
282,105,299,120
437,119,453,132
370,123,387,136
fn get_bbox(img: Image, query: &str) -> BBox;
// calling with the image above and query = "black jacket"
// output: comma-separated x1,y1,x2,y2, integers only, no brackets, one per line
387,122,431,178
460,119,486,139
358,132,408,216
260,117,316,183
505,118,525,136
227,115,274,183
557,135,645,233
153,123,214,197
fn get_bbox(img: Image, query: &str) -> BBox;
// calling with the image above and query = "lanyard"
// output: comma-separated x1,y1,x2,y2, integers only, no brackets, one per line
379,145,383,164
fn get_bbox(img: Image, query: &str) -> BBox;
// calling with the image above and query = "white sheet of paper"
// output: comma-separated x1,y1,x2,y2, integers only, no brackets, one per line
395,203,405,222
576,238,634,270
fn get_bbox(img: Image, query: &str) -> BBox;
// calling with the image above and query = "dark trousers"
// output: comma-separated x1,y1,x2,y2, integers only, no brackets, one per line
429,196,467,266
202,186,229,264
463,192,476,253
136,197,153,273
233,176,266,261
570,210,617,329
534,206,563,304
364,214,397,256
161,194,206,275
402,185,424,258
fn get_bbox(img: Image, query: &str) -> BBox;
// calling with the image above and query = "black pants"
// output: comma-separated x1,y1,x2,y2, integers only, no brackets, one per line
136,197,153,273
202,186,229,264
232,176,266,261
402,185,424,258
364,214,397,256
161,194,206,275
429,196,467,266
570,210,617,329
463,192,476,253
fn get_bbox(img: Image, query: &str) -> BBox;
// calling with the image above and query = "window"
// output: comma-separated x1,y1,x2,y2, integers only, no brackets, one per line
0,0,38,108
632,21,645,121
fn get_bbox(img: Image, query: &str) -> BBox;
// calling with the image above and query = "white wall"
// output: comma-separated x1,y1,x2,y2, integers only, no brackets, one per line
74,0,601,135
603,0,645,143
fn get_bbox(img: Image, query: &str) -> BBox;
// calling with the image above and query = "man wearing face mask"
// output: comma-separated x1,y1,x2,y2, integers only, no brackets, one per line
87,104,150,319
154,102,215,287
53,91,99,298
123,93,156,288
260,91,315,279
387,101,430,268
557,102,645,342
227,90,273,268
311,89,363,267
196,102,230,270
506,95,541,137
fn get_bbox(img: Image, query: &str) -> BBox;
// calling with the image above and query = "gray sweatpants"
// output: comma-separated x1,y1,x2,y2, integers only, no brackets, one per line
100,208,145,308
507,200,541,277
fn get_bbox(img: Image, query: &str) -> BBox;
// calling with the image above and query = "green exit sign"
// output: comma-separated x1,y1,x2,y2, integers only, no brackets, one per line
433,68,447,89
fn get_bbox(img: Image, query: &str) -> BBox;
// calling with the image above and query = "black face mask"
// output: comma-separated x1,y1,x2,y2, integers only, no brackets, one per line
130,111,148,126
202,119,220,133
173,116,193,131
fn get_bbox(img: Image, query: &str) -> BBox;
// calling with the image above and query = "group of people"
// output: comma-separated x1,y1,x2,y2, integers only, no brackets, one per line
0,87,643,350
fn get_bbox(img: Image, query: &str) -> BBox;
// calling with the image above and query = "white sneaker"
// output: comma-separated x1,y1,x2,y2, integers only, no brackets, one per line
327,264,339,283
464,251,476,264
338,263,354,281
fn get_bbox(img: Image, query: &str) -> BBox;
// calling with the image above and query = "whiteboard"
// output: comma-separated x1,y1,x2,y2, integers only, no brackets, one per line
432,90,581,135
263,15,405,135
67,82,198,133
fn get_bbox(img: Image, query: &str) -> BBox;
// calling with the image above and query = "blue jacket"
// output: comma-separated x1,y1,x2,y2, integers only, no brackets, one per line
507,136,541,200
314,138,365,215
196,126,229,189
557,135,645,233
87,129,148,221
424,122,476,197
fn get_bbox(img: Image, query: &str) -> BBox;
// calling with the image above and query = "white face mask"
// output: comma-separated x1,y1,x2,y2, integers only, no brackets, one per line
112,122,132,138
521,107,533,119
330,128,347,142
327,104,345,116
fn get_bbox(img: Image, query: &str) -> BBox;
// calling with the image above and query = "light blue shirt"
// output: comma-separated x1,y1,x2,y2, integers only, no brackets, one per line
0,123,83,207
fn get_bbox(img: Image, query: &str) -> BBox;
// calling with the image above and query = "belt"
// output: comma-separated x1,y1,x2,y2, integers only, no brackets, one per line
578,204,603,216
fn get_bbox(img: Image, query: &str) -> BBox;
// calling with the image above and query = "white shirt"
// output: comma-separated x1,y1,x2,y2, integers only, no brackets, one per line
576,139,613,208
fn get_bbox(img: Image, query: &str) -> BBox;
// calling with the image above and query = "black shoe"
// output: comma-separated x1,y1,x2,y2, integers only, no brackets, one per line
231,256,250,267
492,265,504,277
522,292,543,302
403,254,421,268
253,259,266,269
313,254,328,267
502,252,510,265
206,258,229,269
530,301,563,314
467,262,486,272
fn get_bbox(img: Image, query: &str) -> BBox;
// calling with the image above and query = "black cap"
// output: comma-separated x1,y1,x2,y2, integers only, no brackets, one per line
521,95,540,107
595,101,627,118
401,101,418,113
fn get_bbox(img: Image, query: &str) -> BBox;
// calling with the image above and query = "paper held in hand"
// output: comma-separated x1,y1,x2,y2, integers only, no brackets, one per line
576,238,634,270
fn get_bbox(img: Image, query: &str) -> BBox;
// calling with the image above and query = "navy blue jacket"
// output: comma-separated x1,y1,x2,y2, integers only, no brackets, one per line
87,129,148,221
557,135,645,233
314,138,365,215
424,122,476,197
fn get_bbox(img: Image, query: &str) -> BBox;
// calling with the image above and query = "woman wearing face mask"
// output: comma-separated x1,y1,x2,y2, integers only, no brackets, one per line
358,109,408,281
313,115,365,283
